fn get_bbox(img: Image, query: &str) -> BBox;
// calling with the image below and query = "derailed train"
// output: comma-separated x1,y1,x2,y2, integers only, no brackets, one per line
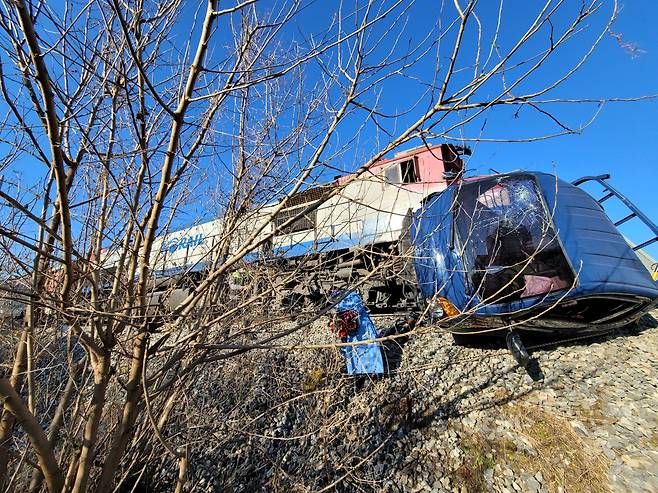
105,144,467,310
103,144,658,335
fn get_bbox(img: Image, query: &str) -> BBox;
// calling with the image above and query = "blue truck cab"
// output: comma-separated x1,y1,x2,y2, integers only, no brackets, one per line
411,172,658,334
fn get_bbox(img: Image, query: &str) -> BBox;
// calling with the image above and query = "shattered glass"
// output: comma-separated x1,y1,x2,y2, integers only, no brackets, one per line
455,176,575,304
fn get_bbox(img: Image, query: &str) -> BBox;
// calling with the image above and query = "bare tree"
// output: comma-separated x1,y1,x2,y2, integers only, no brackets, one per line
0,0,635,491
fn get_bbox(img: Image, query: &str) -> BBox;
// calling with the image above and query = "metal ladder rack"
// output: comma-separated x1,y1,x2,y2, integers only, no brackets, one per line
572,174,658,252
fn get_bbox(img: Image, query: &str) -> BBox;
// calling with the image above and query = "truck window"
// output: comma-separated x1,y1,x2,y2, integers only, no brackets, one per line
455,176,575,303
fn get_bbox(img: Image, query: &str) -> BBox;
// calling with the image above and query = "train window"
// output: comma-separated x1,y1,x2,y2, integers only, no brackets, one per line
384,164,401,184
455,176,575,304
384,158,419,184
400,159,419,183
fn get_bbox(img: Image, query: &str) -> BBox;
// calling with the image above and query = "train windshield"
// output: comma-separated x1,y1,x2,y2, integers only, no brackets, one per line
455,176,575,304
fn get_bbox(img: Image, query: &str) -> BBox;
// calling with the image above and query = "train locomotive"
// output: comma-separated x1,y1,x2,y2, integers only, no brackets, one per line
118,144,467,312
103,144,658,335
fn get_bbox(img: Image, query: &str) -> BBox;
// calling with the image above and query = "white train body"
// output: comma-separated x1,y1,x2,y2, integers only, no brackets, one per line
102,144,465,302
261,144,464,259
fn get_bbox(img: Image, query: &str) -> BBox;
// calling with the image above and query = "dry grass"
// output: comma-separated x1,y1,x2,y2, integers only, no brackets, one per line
506,403,610,493
454,402,611,493
456,434,513,493
578,398,616,427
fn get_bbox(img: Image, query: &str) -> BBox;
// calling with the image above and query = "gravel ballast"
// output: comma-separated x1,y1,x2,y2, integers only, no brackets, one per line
148,311,658,493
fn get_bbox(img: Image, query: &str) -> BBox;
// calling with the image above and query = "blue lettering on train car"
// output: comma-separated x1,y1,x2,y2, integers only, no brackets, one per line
161,233,204,254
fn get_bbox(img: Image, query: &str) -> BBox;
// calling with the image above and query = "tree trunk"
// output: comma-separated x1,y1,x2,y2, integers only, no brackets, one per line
70,354,109,493
94,332,147,493
29,359,85,493
0,329,29,486
0,378,63,493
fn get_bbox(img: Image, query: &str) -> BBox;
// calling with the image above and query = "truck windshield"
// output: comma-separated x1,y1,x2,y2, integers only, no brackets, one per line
455,175,574,304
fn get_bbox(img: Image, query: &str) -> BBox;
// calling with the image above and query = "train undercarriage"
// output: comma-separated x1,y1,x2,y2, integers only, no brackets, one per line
263,241,422,313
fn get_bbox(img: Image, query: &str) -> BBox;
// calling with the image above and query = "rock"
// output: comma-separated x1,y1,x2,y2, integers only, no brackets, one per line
569,420,588,436
603,447,617,461
521,473,541,493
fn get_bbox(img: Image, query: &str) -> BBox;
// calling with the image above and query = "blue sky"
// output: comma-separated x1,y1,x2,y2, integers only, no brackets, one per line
278,1,658,258
462,1,658,258
5,1,658,261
